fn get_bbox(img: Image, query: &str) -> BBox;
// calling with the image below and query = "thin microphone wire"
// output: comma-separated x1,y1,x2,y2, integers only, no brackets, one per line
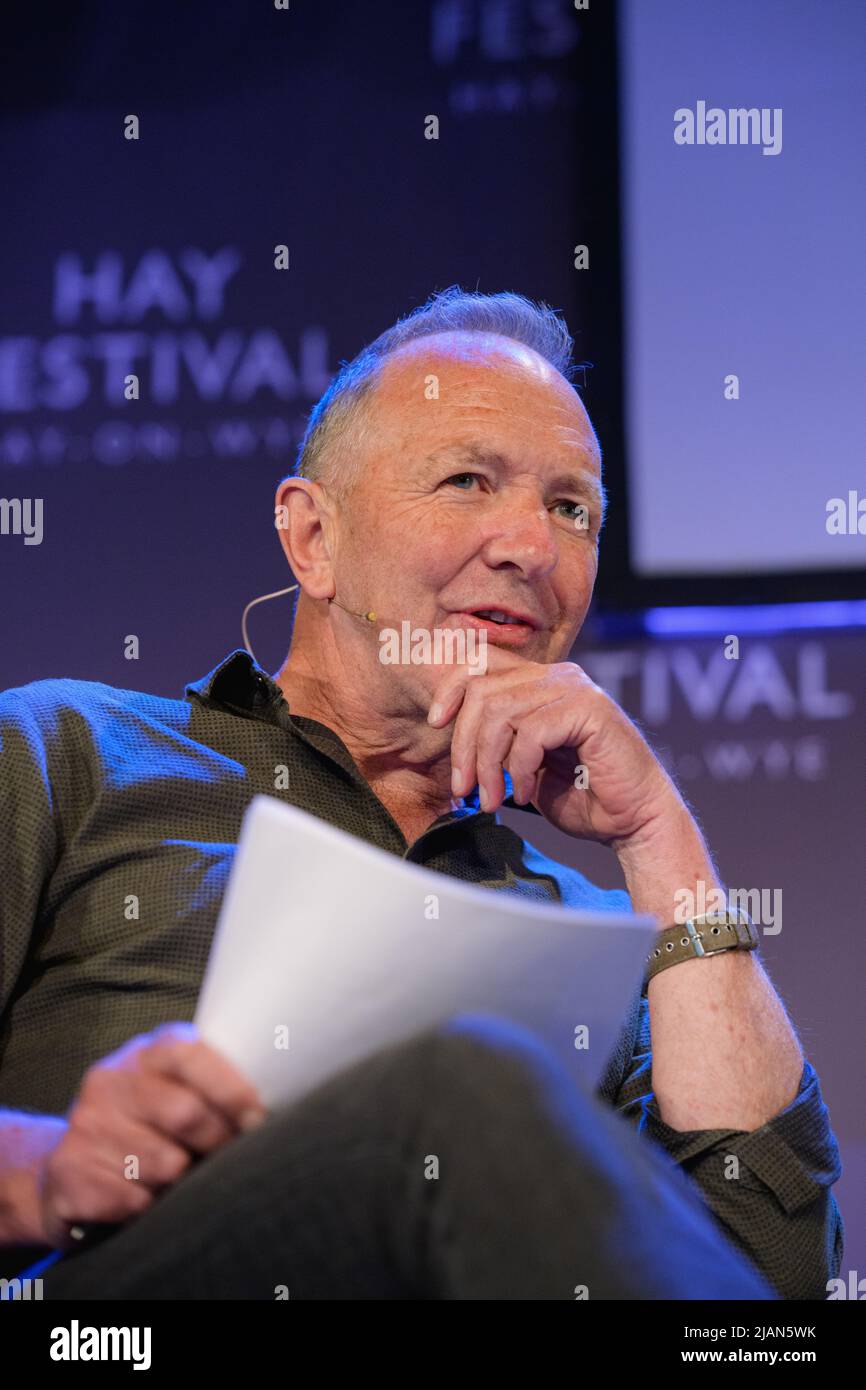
241,583,299,663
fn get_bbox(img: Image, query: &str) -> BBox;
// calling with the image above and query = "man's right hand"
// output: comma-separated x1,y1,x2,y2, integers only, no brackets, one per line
37,1022,267,1249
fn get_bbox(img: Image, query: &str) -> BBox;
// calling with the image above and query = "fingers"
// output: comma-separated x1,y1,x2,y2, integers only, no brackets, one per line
436,662,586,810
426,642,615,835
507,698,578,804
41,1141,158,1246
463,679,565,809
427,643,527,731
431,665,548,799
137,1024,266,1134
131,1074,241,1152
49,1182,153,1249
52,1122,188,1207
78,1064,237,1157
40,1023,267,1244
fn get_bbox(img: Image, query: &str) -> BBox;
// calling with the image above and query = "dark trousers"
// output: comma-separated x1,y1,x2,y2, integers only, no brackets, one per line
29,1017,775,1300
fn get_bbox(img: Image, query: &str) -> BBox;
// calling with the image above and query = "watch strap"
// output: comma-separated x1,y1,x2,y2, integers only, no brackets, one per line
645,909,759,985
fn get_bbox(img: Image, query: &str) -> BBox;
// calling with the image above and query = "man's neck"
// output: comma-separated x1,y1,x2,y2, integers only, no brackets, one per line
274,639,463,844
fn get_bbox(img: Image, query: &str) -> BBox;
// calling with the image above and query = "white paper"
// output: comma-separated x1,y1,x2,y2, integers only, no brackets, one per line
195,794,657,1109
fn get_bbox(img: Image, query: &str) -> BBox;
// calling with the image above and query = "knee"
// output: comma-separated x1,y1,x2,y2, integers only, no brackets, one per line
258,1014,591,1149
414,1012,588,1119
433,1012,560,1072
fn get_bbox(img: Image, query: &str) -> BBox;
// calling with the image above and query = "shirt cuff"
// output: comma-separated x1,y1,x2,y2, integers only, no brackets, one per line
640,1058,843,1214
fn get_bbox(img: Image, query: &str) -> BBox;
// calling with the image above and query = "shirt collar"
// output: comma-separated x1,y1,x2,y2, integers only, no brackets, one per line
184,647,282,717
184,647,360,778
184,647,535,819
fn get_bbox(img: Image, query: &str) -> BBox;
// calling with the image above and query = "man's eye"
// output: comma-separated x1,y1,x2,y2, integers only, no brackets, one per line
444,472,480,490
555,500,590,524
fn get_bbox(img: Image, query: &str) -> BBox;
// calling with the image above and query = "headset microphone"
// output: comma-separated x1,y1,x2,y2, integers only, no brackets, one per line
241,583,299,662
328,596,378,624
241,582,378,663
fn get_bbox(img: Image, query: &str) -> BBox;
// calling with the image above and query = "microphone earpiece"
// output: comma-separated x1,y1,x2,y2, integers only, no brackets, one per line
241,583,377,664
329,597,377,624
241,583,300,662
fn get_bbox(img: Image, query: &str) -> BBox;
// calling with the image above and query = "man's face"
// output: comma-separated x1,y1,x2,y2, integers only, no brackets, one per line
330,330,604,698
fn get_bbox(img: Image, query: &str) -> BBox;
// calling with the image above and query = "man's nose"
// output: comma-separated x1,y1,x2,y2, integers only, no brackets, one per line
480,495,559,580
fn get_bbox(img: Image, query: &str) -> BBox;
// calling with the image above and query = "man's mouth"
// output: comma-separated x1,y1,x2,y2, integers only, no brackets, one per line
473,610,528,626
464,606,540,628
448,607,542,642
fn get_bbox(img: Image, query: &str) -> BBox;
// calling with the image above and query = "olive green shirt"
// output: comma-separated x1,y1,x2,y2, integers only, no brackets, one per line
0,649,843,1294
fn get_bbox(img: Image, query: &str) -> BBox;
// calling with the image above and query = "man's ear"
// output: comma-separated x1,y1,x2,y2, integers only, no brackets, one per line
273,477,336,602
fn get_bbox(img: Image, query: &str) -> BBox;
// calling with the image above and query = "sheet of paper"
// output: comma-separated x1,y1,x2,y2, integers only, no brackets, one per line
195,794,657,1109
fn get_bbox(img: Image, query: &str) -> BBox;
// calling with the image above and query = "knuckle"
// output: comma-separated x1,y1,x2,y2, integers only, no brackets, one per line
51,1191,83,1224
516,709,542,736
134,1134,194,1184
72,1180,150,1225
483,688,518,715
153,1145,193,1185
50,1172,103,1224
460,677,487,708
157,1092,205,1138
126,1182,156,1214
211,1081,250,1118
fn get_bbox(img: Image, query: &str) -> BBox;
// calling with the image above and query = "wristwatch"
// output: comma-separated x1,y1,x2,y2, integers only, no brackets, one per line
645,908,760,986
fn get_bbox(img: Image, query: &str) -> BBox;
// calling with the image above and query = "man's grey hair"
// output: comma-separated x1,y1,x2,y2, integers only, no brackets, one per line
289,284,585,499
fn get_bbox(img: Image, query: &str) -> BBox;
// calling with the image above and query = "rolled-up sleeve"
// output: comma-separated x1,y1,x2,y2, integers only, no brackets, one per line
612,994,844,1300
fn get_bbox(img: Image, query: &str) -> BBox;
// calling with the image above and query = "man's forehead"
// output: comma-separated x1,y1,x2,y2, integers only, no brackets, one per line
373,332,595,448
357,333,604,509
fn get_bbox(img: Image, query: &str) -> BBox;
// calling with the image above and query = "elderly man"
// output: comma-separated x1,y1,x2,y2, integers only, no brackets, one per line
0,288,841,1300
